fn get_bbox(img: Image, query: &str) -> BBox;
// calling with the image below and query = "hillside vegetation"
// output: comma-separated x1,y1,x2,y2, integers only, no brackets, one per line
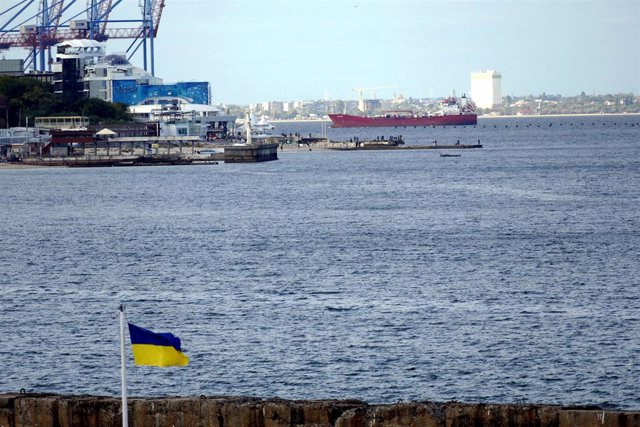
0,76,131,127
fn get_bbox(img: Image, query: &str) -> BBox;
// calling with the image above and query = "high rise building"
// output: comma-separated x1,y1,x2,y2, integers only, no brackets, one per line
470,70,502,109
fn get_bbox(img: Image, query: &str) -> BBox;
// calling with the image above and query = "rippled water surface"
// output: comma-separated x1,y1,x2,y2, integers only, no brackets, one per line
1,115,639,409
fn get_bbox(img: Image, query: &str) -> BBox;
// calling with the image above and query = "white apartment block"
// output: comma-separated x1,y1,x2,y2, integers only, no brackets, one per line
470,70,502,109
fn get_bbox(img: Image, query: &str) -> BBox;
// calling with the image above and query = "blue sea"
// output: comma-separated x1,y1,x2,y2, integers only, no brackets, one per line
1,115,639,409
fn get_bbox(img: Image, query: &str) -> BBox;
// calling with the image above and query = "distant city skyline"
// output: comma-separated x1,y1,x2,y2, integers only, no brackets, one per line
3,0,639,104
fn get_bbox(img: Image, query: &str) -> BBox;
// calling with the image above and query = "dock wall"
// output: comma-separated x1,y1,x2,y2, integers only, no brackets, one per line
224,144,279,163
1,394,638,427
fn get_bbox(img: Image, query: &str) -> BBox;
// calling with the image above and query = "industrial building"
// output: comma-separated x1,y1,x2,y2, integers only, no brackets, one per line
52,39,163,103
470,70,502,109
50,39,213,106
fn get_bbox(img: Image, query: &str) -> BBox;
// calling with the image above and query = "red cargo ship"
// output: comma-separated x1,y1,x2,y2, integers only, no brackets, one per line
329,96,477,128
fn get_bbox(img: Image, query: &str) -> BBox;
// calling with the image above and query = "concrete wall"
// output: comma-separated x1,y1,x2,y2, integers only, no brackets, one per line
224,143,279,163
1,394,639,427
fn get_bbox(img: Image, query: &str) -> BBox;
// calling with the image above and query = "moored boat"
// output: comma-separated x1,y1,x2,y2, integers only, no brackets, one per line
329,95,477,128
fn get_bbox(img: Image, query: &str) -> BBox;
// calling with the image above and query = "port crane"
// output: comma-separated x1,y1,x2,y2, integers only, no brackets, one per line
0,0,165,75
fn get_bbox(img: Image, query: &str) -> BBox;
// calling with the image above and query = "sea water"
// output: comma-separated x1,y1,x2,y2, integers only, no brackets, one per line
0,115,639,409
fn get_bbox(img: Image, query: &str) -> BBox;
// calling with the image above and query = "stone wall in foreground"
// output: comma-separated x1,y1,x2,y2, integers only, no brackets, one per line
1,394,639,427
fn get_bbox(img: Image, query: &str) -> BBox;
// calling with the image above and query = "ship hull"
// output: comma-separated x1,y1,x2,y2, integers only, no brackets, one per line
328,113,477,128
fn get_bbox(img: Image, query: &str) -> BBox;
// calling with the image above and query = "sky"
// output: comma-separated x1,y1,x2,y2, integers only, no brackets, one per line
2,0,640,104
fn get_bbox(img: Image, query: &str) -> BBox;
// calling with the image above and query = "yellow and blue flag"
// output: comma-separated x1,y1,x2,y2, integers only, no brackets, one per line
128,323,189,367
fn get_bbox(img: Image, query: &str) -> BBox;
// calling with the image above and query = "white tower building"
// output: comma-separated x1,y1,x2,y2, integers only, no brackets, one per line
470,70,502,109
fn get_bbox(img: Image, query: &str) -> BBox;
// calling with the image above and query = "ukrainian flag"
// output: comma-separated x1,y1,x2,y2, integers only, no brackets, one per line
128,323,190,367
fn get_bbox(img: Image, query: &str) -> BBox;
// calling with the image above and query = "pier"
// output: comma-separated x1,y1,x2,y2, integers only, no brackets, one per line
329,143,483,151
224,143,279,163
1,393,638,427
21,154,195,167
280,137,483,151
6,143,280,167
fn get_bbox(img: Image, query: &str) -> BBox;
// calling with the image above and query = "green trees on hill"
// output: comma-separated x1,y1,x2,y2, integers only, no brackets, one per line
0,77,57,127
0,76,131,128
73,98,131,125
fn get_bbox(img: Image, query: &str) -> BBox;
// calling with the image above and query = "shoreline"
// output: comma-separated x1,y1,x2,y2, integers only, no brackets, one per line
480,112,640,119
1,393,638,427
0,163,52,170
272,112,640,123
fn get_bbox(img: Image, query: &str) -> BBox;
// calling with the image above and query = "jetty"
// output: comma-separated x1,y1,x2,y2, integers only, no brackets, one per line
5,143,280,167
329,142,483,151
281,136,483,151
20,154,194,167
1,393,638,427
223,143,279,163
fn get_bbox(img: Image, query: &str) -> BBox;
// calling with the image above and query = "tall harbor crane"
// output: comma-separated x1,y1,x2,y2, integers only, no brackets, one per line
0,0,165,75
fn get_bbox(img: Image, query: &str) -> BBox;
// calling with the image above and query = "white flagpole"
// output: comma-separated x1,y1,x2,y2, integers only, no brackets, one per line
119,304,128,427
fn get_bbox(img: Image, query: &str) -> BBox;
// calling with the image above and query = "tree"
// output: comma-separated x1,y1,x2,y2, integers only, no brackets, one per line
0,76,132,126
0,76,62,126
72,98,132,123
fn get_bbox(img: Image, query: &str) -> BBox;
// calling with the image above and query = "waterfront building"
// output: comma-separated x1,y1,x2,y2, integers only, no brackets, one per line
51,40,212,106
269,101,284,115
470,70,502,109
0,127,50,159
52,40,163,103
129,97,236,139
0,59,24,76
0,59,54,84
293,101,309,110
49,40,235,139
358,98,382,113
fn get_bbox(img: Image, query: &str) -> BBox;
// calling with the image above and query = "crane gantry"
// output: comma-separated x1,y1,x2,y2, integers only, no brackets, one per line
0,0,165,76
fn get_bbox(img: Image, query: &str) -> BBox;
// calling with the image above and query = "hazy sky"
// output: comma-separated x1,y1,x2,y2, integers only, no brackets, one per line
4,0,640,104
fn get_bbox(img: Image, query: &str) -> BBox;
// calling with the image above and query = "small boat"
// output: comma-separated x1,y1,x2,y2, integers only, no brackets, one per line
255,115,275,130
440,153,461,157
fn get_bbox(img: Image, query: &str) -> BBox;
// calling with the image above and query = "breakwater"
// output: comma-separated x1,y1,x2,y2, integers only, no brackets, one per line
1,394,638,427
4,143,280,167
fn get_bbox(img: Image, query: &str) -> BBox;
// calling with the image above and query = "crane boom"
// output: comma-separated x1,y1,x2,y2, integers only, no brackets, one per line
97,0,112,34
0,0,167,74
48,0,65,38
0,0,166,44
151,0,164,36
0,26,142,48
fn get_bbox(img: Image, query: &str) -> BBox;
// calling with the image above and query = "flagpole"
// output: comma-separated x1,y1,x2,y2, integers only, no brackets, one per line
119,304,128,427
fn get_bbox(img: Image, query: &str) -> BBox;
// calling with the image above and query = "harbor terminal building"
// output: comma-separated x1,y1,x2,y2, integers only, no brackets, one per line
51,39,235,138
